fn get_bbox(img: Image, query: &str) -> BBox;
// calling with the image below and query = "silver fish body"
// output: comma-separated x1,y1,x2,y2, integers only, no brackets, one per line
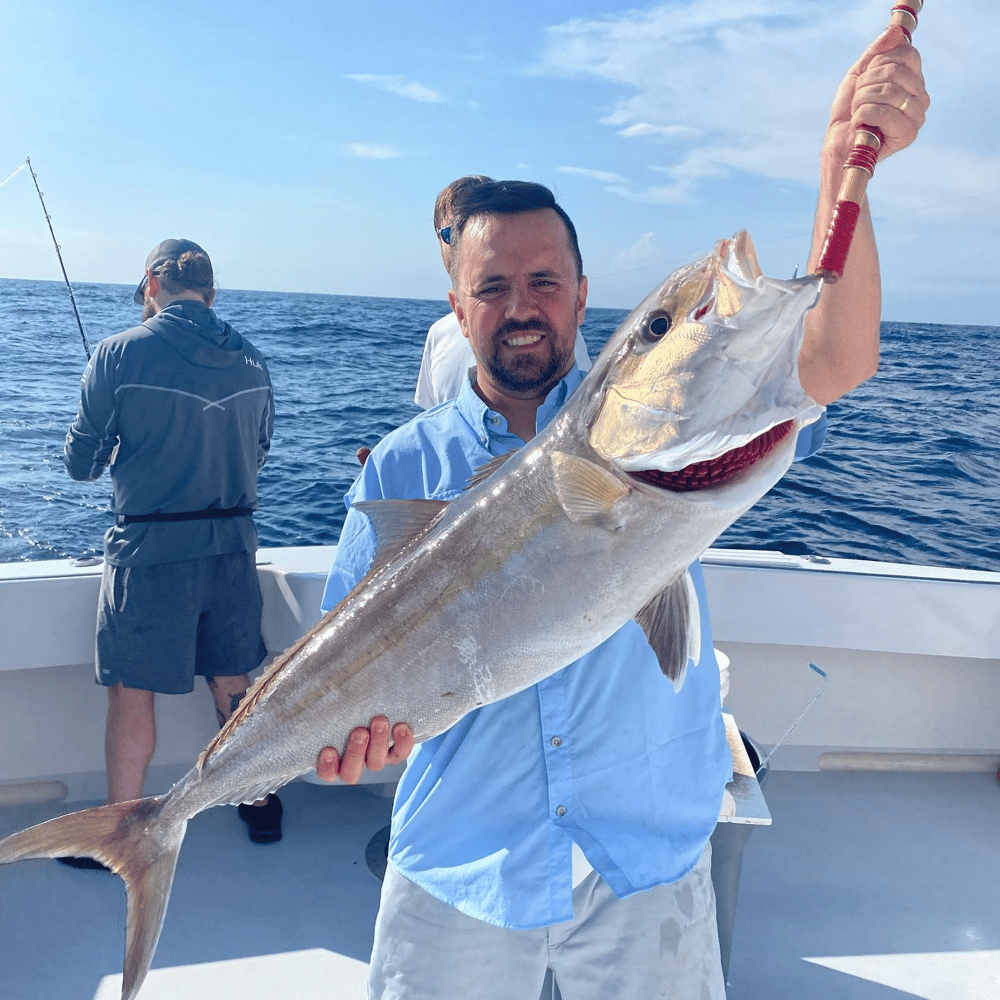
0,231,823,999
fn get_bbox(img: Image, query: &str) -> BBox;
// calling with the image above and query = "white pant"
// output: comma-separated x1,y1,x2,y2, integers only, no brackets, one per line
368,844,725,1000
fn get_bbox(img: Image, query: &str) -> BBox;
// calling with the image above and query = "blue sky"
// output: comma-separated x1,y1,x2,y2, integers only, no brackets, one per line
2,0,996,325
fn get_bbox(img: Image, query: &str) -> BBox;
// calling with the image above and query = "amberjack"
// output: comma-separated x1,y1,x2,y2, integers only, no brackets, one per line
0,231,824,999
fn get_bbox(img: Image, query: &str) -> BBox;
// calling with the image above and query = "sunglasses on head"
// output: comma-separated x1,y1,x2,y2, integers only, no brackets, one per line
438,226,452,245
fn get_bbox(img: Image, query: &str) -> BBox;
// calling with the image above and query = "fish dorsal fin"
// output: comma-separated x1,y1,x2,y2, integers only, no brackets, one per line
352,499,449,575
466,449,519,490
551,451,631,530
634,570,702,691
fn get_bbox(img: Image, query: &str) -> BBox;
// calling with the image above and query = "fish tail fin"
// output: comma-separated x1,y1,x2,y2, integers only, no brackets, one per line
0,795,188,1000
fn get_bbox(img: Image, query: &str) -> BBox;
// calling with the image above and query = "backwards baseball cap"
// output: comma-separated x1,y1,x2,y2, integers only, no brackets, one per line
133,238,210,305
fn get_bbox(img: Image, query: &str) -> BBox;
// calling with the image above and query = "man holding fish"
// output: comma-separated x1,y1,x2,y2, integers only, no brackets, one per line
316,25,928,1000
0,20,929,1000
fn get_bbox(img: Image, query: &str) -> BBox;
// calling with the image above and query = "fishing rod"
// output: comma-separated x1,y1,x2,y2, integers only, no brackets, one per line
24,157,92,360
815,1,924,282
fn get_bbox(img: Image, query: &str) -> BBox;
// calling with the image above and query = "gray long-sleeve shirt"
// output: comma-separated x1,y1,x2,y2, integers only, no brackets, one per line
65,299,274,566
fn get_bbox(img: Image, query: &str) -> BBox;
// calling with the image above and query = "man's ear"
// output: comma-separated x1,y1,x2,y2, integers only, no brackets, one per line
206,287,216,307
146,271,159,300
448,288,470,341
576,275,588,328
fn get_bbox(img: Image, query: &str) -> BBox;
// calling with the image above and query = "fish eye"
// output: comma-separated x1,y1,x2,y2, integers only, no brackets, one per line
643,311,672,341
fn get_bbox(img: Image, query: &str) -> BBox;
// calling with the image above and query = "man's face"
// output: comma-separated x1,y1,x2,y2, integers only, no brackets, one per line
450,209,587,398
141,273,158,321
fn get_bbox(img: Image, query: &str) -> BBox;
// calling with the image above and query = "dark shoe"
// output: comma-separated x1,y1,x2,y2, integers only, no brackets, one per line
238,793,283,844
58,856,111,871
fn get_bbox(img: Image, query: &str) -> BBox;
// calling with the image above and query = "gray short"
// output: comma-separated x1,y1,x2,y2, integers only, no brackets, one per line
95,551,266,693
368,843,725,1000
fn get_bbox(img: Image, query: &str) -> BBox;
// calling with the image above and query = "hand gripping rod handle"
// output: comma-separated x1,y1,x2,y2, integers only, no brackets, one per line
814,2,923,283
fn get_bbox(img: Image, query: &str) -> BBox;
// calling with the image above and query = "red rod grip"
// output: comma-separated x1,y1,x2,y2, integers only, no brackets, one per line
815,128,884,282
816,201,863,282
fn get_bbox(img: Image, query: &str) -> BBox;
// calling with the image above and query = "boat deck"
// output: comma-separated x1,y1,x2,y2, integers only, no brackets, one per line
1,768,998,1000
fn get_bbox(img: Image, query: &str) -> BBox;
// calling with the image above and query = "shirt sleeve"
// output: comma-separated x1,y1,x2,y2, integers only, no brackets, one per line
63,345,119,482
414,325,437,409
794,411,827,462
320,460,387,613
258,377,275,470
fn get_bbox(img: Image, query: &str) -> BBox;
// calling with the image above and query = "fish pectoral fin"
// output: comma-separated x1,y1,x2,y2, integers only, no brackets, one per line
551,452,631,530
466,449,519,490
634,570,702,691
352,499,449,573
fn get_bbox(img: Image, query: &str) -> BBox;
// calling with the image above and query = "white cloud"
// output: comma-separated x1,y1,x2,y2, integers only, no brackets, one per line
616,123,701,141
346,143,401,160
535,1,853,202
535,0,1000,212
613,231,662,267
343,74,445,103
557,166,629,184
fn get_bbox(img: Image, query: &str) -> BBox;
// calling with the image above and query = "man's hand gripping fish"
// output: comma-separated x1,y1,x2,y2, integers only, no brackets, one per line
0,231,823,1000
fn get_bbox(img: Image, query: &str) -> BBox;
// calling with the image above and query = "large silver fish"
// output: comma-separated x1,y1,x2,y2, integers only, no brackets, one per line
0,231,823,999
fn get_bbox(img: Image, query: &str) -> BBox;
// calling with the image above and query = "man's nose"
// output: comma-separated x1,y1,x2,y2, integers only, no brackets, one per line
504,281,540,321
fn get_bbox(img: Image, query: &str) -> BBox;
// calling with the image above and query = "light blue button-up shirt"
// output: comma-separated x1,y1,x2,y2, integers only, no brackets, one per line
322,367,825,929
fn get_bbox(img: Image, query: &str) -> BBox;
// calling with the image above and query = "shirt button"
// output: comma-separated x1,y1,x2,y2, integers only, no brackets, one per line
556,806,567,817
550,736,563,748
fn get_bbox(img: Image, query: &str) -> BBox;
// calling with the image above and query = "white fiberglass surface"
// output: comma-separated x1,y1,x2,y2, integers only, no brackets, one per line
727,770,1000,1000
1,770,996,1000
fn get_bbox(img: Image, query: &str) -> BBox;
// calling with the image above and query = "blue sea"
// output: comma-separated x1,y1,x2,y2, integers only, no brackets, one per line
1,278,996,573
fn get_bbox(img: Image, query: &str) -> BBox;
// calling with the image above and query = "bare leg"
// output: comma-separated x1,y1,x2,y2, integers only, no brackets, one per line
205,673,252,728
105,683,156,804
206,674,268,808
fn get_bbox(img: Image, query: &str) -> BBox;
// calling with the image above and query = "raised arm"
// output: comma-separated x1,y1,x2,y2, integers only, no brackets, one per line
799,25,929,405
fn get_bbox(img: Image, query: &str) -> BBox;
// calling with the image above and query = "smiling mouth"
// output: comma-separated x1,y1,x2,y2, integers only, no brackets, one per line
506,333,543,347
628,420,794,492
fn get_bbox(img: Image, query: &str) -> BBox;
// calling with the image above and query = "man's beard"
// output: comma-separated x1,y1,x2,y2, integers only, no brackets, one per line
141,292,158,322
480,319,571,393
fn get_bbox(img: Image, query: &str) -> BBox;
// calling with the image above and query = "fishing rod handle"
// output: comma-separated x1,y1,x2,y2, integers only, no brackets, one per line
815,1,923,283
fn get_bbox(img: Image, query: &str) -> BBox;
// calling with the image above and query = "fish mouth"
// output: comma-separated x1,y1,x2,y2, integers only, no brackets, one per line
627,420,794,492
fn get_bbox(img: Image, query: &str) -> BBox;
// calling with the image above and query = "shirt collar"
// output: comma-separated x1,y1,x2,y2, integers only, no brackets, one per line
455,364,586,447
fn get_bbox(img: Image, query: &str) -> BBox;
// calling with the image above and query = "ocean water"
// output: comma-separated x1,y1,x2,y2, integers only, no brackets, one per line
0,278,996,573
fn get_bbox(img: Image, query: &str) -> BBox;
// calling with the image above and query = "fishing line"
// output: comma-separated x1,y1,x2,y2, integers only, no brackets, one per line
758,663,829,770
23,157,92,361
0,162,27,187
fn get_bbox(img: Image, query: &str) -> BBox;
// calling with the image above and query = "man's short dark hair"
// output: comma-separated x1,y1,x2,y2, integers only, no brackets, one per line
449,180,583,282
433,175,493,234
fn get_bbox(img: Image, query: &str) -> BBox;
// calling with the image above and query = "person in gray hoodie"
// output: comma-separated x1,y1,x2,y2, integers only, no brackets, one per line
62,239,279,862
